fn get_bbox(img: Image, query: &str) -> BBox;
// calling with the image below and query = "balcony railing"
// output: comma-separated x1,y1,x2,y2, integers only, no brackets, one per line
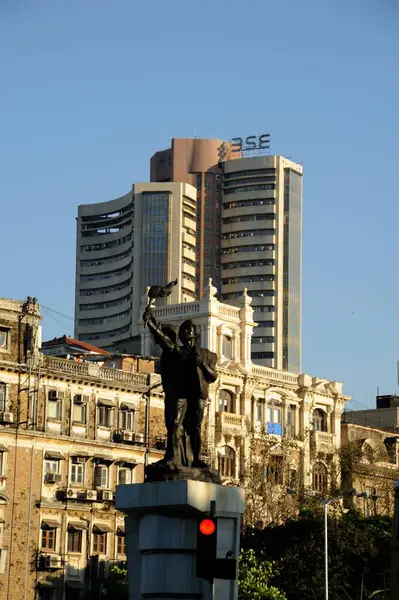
310,430,334,451
98,367,147,389
43,356,148,389
215,411,245,435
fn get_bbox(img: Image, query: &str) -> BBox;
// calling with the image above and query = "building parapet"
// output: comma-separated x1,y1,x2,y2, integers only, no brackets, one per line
218,304,241,319
42,355,149,390
251,364,298,385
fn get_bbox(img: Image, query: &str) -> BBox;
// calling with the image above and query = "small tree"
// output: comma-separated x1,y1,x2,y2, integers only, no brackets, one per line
104,562,128,599
238,549,287,600
243,433,301,527
241,508,392,600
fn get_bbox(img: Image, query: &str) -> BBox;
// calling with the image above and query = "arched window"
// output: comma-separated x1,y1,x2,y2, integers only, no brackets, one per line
312,463,328,493
222,335,233,359
217,446,236,478
312,409,327,432
219,389,234,413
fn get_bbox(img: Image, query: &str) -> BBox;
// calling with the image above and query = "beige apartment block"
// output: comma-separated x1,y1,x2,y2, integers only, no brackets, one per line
221,155,303,373
75,181,197,349
0,297,165,600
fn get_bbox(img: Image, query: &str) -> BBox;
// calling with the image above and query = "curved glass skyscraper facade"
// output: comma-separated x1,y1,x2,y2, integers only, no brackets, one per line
75,183,197,349
75,193,134,347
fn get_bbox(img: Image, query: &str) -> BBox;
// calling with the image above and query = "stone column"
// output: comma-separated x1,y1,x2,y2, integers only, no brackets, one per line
297,375,313,487
116,480,245,600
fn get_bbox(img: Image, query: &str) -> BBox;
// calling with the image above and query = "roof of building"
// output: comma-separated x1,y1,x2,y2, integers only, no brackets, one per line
41,335,111,355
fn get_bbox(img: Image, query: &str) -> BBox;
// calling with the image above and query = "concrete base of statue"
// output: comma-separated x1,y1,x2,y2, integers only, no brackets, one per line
115,480,245,600
145,460,222,484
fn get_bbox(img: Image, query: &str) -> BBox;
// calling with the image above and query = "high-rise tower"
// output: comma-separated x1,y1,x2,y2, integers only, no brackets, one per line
220,155,303,372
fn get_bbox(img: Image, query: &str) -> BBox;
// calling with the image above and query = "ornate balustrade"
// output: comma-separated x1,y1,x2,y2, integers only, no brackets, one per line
43,356,148,389
310,430,334,453
215,411,246,435
251,365,298,385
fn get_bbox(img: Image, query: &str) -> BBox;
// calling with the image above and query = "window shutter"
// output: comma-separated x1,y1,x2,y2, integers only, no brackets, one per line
0,384,6,411
94,466,102,487
129,411,135,431
101,467,108,488
109,408,115,428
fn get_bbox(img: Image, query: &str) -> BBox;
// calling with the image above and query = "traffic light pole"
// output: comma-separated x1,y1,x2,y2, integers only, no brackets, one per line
116,480,244,600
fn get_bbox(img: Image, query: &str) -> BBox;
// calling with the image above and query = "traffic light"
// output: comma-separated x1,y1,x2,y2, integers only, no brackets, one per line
196,516,217,582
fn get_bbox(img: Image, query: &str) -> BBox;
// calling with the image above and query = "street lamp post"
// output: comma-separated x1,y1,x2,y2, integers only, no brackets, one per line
322,497,338,600
287,488,369,600
323,491,370,600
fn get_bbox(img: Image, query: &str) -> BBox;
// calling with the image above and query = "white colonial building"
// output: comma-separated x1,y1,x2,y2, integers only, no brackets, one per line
139,280,350,493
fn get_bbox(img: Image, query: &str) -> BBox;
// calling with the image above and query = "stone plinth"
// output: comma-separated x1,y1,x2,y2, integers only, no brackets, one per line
145,462,222,484
116,480,245,600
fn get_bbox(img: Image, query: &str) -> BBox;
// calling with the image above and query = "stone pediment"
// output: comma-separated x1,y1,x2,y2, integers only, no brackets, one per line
218,361,247,376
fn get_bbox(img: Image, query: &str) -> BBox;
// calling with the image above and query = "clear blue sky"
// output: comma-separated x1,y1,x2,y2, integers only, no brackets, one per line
1,0,398,408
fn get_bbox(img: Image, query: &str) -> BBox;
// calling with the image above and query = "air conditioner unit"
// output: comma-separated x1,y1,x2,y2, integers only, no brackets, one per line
74,394,88,404
1,412,14,424
46,555,62,569
48,390,62,400
100,490,114,501
74,457,86,464
44,473,61,484
134,433,145,444
85,490,98,501
121,431,133,442
66,488,78,499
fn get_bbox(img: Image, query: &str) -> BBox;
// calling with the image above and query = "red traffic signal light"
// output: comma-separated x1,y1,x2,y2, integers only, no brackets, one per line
199,518,216,536
196,515,217,582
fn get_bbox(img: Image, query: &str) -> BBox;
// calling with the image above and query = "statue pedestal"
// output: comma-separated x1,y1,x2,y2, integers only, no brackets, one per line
145,462,222,484
115,480,245,600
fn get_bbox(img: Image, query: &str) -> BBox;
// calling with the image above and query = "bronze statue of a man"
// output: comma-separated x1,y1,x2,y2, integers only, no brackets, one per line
143,306,218,469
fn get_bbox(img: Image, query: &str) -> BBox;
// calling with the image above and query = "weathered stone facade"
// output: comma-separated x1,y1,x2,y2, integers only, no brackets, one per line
0,297,165,600
341,421,399,516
